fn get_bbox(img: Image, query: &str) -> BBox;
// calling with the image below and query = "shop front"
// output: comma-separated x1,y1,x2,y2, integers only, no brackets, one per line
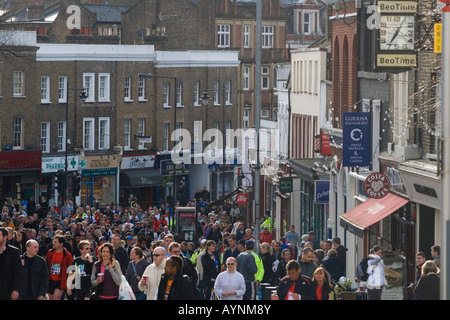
0,151,42,210
156,154,190,208
119,153,161,210
41,154,80,206
79,154,120,208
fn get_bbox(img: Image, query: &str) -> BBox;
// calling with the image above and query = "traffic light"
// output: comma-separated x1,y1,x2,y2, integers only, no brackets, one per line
72,172,81,197
55,169,64,193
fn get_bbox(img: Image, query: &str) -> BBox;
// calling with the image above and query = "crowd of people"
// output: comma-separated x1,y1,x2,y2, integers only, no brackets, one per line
0,190,443,300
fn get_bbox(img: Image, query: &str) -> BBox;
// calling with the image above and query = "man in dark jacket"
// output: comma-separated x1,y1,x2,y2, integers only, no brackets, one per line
20,239,49,300
157,255,195,300
0,227,23,300
272,260,313,300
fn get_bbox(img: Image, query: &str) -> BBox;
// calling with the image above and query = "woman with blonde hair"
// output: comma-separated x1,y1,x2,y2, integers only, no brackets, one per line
260,242,275,285
413,260,440,300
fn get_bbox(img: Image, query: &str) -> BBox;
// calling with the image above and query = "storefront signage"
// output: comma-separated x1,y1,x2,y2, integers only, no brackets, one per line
42,156,80,173
81,167,118,177
377,54,417,68
378,1,417,13
279,177,293,193
236,193,248,204
0,150,42,170
364,172,391,199
343,112,371,167
82,155,120,170
315,180,330,204
121,154,156,169
321,130,332,155
413,183,437,198
160,159,189,176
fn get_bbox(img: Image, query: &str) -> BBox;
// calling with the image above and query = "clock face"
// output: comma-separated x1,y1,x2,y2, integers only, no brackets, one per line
380,15,415,50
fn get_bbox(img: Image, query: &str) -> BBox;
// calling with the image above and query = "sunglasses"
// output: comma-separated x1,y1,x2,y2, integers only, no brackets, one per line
153,253,164,257
226,262,235,266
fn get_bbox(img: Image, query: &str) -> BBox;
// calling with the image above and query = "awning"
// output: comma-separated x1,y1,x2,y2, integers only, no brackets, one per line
120,168,162,187
340,193,409,237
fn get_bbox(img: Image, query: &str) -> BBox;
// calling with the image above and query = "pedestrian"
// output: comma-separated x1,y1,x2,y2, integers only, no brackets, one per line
91,243,122,300
284,225,301,248
311,266,334,300
408,251,427,294
322,249,345,283
222,234,240,271
126,246,150,300
111,234,129,272
276,248,292,285
366,245,387,300
0,227,23,300
259,226,274,245
45,234,73,300
201,240,220,300
168,242,200,298
271,260,313,300
236,240,258,300
157,255,195,300
260,242,275,285
431,245,440,269
214,257,246,300
67,240,95,300
413,260,440,300
298,247,318,279
332,237,347,273
308,231,320,250
139,246,167,300
19,239,49,300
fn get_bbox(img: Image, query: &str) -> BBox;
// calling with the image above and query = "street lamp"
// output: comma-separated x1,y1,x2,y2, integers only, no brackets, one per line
139,73,177,229
64,80,87,207
200,82,228,203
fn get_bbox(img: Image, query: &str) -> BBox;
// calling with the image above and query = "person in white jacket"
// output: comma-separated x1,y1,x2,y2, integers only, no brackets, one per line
366,245,387,300
214,257,246,300
138,246,167,300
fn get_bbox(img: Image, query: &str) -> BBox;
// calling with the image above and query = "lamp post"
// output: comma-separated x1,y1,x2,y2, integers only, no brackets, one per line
64,80,87,207
200,82,227,203
439,0,450,300
139,73,177,229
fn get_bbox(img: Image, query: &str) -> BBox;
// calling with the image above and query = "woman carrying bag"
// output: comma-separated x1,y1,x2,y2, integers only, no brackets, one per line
126,247,149,300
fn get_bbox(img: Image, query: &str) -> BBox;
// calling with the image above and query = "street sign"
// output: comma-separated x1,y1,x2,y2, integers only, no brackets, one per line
343,112,371,167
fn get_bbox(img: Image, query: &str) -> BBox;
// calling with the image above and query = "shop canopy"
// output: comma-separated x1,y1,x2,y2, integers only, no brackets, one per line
120,168,162,187
340,192,409,237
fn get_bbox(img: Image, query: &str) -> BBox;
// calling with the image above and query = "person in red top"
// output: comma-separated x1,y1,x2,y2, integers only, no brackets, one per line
271,260,313,300
311,267,334,300
45,233,73,300
259,226,274,244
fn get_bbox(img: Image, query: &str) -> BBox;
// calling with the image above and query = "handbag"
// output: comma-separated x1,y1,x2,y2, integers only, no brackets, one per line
131,262,147,300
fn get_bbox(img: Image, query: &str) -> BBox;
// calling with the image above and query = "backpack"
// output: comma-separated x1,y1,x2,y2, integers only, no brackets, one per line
355,258,369,281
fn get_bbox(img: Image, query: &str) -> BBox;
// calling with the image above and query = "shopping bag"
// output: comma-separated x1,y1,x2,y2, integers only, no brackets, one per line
119,275,136,300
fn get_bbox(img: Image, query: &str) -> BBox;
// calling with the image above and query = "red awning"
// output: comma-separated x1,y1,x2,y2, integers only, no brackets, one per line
340,193,409,237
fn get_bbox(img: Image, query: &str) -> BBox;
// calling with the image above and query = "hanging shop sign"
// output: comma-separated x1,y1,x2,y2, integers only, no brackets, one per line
342,112,371,167
364,172,391,199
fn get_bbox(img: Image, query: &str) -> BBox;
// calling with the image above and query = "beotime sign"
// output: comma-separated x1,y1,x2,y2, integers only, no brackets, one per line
364,172,391,199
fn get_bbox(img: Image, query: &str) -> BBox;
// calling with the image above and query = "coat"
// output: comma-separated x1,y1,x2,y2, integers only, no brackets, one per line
322,256,345,282
0,245,22,299
413,273,440,300
20,253,49,299
138,259,166,300
157,271,196,300
276,274,314,300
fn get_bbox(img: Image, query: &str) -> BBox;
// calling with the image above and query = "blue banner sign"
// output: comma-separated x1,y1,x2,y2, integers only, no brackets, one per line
315,180,330,204
342,112,371,167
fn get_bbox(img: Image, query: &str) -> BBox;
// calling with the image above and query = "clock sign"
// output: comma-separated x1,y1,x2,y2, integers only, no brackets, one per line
380,15,415,50
364,172,391,199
